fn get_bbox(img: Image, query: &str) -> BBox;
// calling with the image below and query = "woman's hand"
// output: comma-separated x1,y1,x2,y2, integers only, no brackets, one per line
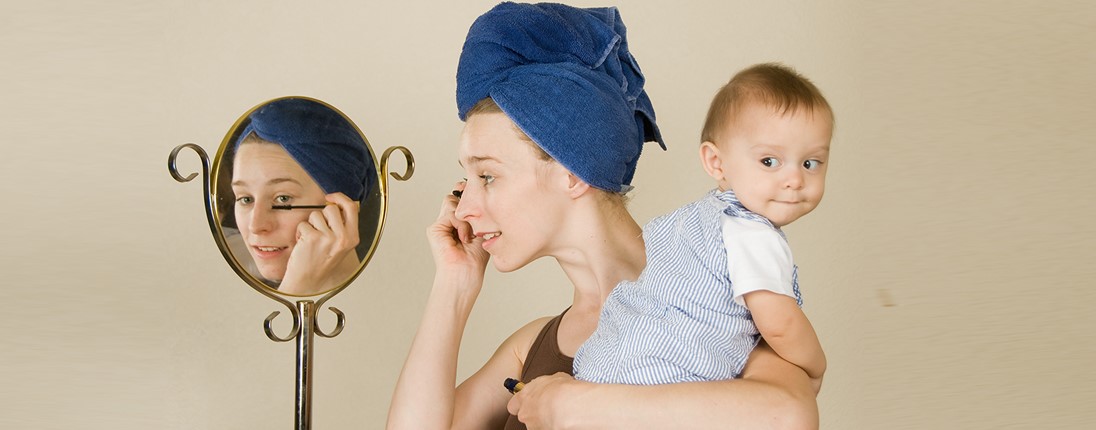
280,192,360,294
428,181,490,283
387,182,499,430
506,344,819,429
506,373,584,430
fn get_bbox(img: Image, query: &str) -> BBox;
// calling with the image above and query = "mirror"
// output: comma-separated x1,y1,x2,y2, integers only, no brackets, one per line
168,95,411,429
209,96,383,297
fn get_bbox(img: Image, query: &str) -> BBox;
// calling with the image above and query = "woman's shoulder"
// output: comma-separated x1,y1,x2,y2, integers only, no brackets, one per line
515,315,557,339
499,315,559,366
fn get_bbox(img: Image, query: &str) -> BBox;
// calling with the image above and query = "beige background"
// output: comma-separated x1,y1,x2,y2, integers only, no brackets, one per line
4,0,1093,428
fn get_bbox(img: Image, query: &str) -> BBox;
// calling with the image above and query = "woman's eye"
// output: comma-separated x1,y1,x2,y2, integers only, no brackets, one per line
803,159,822,170
236,196,253,205
761,157,781,168
274,195,292,204
479,174,495,185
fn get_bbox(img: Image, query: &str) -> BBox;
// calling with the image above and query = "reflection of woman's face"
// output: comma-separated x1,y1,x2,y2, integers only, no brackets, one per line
231,142,326,282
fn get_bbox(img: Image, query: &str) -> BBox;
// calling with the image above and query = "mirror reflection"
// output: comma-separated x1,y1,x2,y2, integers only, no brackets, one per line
215,97,381,296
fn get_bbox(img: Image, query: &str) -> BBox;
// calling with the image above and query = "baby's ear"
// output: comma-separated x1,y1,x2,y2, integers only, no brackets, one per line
699,141,725,181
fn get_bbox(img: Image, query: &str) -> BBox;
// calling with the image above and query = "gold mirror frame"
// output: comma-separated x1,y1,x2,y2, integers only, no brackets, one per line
167,96,414,429
210,96,383,300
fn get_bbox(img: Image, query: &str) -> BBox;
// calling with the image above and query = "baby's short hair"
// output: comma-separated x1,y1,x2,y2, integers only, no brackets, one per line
701,63,832,143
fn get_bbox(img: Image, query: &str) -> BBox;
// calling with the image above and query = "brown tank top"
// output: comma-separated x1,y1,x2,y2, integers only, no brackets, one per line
502,309,573,430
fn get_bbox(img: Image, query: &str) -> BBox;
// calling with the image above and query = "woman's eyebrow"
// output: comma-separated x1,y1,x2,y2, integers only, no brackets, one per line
458,155,501,168
267,177,303,186
231,177,303,187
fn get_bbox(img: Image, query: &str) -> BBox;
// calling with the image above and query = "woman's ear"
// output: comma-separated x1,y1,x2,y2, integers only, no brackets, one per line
699,141,725,181
565,172,592,199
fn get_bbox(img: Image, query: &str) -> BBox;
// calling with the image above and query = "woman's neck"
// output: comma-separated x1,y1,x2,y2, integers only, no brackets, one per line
552,199,645,313
547,197,644,355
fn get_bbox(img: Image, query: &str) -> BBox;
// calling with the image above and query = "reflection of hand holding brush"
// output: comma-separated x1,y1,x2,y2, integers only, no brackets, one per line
504,378,524,394
272,201,338,210
272,199,361,209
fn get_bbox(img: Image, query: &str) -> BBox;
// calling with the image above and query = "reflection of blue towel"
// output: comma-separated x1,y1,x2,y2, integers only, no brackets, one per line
236,98,375,201
457,2,665,193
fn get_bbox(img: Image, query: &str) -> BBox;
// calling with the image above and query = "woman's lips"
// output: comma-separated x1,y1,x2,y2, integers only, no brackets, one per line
251,245,288,259
479,232,501,249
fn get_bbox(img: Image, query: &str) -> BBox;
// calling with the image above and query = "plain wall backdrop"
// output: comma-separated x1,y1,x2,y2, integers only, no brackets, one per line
3,0,1093,428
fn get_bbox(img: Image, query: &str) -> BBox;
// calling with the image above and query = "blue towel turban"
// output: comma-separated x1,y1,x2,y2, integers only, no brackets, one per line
235,98,375,202
456,2,665,193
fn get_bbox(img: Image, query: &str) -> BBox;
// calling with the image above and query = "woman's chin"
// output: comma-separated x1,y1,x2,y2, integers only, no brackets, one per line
491,255,535,274
256,267,286,284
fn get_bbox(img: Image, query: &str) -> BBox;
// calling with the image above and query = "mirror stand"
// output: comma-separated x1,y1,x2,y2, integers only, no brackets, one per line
168,141,414,430
263,296,345,430
277,299,337,430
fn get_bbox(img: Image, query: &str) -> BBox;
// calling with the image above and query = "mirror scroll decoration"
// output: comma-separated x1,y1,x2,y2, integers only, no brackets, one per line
167,96,413,429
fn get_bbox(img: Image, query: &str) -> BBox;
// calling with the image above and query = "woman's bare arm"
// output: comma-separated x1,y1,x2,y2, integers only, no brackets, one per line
508,341,818,429
387,189,499,429
386,270,482,429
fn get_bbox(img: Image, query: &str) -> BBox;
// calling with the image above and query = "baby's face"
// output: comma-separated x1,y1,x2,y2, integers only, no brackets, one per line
715,105,832,228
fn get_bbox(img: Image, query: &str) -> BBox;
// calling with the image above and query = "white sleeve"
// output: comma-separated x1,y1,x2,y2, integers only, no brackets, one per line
721,215,797,306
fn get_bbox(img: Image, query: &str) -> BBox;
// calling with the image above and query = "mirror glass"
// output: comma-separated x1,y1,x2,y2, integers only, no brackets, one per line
210,96,383,297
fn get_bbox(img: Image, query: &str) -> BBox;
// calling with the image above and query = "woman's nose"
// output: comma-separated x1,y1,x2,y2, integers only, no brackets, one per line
249,206,277,233
454,185,479,221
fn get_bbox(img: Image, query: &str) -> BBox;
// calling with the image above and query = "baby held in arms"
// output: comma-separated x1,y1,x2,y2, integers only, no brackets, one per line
575,63,832,393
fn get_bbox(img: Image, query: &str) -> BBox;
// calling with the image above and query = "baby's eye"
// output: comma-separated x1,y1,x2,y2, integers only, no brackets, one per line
236,196,254,205
479,174,495,185
761,157,781,168
274,195,292,204
803,160,823,170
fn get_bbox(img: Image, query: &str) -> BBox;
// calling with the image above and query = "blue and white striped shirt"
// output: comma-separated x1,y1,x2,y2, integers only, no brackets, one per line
574,189,802,384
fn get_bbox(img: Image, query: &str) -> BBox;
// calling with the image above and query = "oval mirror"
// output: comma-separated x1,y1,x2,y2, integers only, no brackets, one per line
209,96,382,297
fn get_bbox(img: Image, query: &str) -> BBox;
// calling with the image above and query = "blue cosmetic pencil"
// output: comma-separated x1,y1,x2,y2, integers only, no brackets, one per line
504,378,524,394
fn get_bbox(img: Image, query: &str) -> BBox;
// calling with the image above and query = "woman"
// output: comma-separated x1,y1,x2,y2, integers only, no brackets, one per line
229,98,372,295
388,3,816,428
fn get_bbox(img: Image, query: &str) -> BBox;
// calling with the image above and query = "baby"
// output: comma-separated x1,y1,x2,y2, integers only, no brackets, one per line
575,63,830,391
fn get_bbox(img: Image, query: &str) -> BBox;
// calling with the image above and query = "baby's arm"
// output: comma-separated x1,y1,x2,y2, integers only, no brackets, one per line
722,216,825,391
743,291,826,389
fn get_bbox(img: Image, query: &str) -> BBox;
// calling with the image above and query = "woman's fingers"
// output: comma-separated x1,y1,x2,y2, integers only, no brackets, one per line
436,186,473,244
449,181,473,243
319,200,350,251
428,180,484,257
296,192,361,257
305,210,336,254
325,192,360,244
506,373,578,428
296,220,318,245
449,200,474,244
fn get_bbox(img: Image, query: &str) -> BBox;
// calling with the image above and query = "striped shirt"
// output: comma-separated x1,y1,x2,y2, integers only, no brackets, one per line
574,189,802,384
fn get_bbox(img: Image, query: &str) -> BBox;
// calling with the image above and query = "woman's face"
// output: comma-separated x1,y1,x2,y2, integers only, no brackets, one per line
231,142,326,282
454,112,571,272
